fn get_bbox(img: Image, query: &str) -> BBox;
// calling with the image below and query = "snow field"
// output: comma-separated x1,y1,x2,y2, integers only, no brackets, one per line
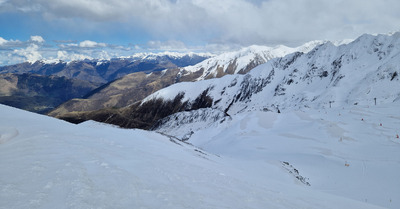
2,32,400,209
187,103,400,209
0,104,391,209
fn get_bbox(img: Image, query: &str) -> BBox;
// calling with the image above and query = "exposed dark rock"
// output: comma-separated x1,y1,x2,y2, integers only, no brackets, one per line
391,71,398,81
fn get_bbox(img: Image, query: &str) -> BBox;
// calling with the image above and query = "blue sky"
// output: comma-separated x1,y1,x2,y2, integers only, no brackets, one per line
0,0,399,65
0,7,153,45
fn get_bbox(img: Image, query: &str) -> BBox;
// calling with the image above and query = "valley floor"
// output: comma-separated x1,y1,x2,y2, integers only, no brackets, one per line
0,103,399,209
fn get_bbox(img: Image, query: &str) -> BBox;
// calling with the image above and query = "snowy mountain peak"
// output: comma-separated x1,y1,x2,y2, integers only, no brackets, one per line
181,41,326,81
142,32,400,129
15,51,214,67
128,51,215,60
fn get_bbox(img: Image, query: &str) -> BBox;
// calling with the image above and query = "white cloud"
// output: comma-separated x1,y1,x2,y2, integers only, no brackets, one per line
0,36,215,66
0,37,118,65
55,50,68,60
12,44,43,63
55,50,93,61
0,0,8,4
79,40,107,48
146,40,187,51
203,43,242,54
1,0,400,67
65,43,78,47
2,0,400,46
0,37,24,49
0,37,8,45
30,35,45,43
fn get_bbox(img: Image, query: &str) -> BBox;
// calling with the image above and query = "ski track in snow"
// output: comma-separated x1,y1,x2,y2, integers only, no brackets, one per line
0,127,19,144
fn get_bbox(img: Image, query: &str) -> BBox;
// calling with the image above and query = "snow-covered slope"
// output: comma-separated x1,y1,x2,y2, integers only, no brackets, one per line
144,32,400,209
2,32,398,208
146,32,400,119
48,42,327,120
180,41,326,80
187,104,400,209
0,104,390,209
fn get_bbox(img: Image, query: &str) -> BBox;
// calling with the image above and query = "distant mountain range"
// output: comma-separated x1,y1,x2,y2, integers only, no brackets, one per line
54,32,400,131
0,53,212,83
48,42,325,118
0,53,211,113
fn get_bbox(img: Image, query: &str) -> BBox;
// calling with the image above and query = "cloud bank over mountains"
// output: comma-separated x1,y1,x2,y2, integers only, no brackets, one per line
0,35,244,66
0,36,110,65
0,0,399,65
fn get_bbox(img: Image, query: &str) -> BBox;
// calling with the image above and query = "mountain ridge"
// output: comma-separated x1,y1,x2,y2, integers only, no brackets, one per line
55,32,400,130
49,42,325,117
0,53,212,83
0,53,211,113
179,41,328,80
151,32,400,136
